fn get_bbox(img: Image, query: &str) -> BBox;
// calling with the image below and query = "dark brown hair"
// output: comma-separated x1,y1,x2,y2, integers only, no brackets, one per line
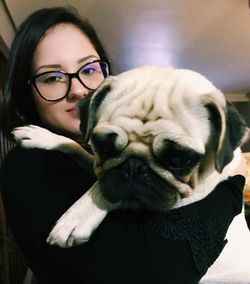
0,6,109,140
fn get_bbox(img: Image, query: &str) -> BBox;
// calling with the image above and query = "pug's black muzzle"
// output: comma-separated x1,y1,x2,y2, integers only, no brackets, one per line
99,157,178,212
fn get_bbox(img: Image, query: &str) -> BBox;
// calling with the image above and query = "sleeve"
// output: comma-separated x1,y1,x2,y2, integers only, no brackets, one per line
0,147,96,239
0,147,97,283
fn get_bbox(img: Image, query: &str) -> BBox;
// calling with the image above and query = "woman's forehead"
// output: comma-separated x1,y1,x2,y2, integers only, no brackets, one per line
32,24,99,71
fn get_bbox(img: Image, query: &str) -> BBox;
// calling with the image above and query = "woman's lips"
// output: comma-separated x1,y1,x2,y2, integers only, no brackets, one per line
66,107,78,117
67,107,76,112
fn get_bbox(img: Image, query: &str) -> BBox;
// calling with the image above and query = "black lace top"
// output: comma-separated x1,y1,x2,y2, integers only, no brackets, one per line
0,147,245,284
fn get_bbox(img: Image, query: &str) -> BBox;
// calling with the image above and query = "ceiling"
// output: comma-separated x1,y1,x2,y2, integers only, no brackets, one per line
2,0,250,95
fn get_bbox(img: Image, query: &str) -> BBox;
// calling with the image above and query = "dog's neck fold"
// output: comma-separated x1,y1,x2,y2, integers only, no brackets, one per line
173,148,242,209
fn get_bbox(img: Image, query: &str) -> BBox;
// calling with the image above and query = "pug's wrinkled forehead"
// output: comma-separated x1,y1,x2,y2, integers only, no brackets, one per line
87,66,226,154
94,66,225,109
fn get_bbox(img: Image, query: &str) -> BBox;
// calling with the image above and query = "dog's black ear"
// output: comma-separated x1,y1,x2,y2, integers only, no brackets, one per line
204,92,249,172
78,95,92,142
78,81,112,143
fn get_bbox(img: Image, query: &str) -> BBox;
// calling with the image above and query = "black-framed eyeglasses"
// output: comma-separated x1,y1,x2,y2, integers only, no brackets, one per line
28,59,110,101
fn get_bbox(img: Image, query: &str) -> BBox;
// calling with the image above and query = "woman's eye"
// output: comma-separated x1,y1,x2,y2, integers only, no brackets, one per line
40,73,65,84
80,63,101,75
81,67,96,75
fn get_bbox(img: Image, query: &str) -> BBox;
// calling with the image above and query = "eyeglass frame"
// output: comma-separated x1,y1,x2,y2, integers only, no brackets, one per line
28,58,111,102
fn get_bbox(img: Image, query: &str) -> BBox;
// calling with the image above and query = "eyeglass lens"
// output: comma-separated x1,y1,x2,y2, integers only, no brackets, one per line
34,60,109,101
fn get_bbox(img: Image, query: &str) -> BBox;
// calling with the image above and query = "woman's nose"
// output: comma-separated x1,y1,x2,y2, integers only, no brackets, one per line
67,77,89,100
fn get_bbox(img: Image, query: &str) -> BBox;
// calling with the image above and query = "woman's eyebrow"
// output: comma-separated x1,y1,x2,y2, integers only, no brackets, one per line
34,55,99,74
34,64,61,74
77,55,99,64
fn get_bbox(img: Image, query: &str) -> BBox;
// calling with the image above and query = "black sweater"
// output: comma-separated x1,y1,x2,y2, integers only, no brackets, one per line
0,147,244,284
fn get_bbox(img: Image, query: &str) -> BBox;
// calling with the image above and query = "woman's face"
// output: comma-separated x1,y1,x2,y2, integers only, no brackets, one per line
31,23,100,140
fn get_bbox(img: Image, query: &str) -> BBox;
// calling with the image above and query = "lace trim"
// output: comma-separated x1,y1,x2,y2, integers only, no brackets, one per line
148,205,228,275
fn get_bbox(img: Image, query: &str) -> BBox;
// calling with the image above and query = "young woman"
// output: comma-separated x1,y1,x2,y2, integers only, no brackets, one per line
0,6,247,284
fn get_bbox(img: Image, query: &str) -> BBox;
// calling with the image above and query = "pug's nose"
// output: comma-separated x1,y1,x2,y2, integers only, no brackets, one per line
122,158,149,181
99,157,152,203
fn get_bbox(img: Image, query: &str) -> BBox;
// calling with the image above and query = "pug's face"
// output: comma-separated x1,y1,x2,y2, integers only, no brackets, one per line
79,66,248,212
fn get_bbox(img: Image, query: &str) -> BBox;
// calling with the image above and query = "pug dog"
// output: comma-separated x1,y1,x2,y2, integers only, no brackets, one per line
13,66,250,282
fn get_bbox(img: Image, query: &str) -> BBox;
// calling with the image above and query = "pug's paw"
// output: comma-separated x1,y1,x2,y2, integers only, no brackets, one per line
12,125,72,150
46,205,98,247
46,182,119,248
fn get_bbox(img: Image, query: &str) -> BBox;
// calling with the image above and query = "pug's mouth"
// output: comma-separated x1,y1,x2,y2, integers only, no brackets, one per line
98,157,179,212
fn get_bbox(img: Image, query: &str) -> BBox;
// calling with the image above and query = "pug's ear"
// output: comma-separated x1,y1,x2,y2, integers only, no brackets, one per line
204,92,249,172
78,81,113,143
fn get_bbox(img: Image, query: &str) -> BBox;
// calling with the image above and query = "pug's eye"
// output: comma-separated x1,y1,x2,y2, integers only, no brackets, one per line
91,132,120,161
156,140,201,174
167,153,197,170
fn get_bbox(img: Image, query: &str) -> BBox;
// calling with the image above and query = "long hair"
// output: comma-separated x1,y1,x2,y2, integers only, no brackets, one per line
0,6,109,140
